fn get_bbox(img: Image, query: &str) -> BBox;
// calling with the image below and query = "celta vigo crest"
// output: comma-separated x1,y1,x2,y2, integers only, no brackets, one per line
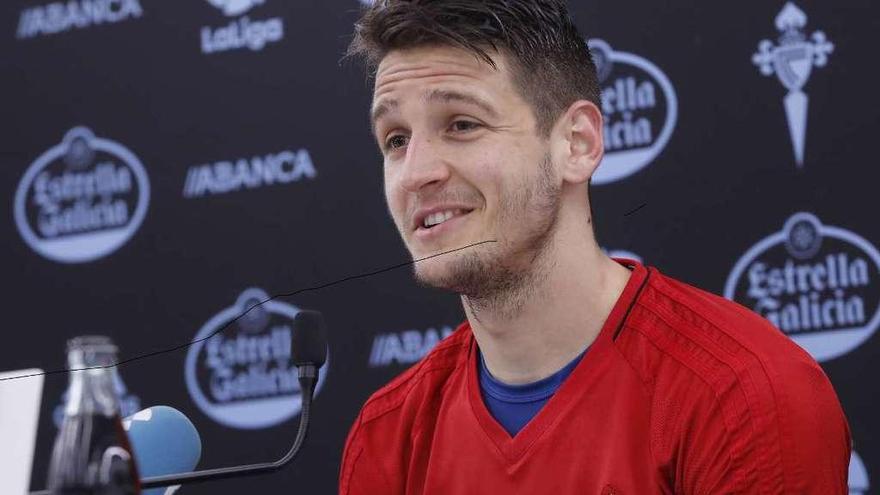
752,2,833,167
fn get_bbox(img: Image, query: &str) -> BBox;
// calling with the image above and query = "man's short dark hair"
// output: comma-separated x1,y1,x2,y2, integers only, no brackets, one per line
347,0,601,138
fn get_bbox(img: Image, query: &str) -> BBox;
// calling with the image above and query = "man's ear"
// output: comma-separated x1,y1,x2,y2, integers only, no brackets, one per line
554,100,604,185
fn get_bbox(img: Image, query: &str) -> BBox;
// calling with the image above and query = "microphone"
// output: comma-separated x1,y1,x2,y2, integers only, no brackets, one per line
31,309,327,494
122,406,202,495
292,309,329,371
139,308,328,489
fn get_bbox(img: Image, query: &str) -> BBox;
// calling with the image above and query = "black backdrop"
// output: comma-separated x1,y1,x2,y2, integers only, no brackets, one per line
2,0,878,493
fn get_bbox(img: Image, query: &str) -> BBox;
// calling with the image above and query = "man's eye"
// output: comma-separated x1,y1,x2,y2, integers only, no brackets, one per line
385,135,409,151
450,120,481,133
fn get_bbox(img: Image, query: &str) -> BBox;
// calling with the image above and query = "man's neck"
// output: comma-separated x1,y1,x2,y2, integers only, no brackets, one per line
462,231,632,385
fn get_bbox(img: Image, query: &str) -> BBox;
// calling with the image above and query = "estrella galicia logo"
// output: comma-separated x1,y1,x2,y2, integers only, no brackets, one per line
850,450,870,495
185,288,328,429
752,2,833,167
724,212,880,362
587,39,678,185
200,0,283,54
14,127,150,263
603,248,643,264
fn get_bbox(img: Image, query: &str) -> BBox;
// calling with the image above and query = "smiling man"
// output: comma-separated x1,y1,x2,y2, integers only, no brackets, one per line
339,1,851,494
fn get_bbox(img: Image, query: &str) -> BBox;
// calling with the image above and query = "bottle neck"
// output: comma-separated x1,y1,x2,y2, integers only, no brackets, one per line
65,368,119,417
65,341,121,417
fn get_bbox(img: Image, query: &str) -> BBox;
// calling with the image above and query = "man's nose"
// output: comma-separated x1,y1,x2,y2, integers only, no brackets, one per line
399,134,450,193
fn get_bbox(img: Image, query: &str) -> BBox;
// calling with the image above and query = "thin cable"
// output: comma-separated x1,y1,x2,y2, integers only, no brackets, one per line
0,240,496,382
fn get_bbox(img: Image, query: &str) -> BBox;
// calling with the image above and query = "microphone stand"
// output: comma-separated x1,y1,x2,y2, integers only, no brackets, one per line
33,365,318,494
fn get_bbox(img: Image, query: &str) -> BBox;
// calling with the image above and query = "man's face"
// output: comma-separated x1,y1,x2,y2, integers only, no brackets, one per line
372,44,562,296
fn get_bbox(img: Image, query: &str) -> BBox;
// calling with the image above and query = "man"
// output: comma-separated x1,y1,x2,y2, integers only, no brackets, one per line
340,1,851,493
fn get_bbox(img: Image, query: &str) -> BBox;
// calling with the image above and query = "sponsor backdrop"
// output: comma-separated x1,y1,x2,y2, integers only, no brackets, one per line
1,0,877,493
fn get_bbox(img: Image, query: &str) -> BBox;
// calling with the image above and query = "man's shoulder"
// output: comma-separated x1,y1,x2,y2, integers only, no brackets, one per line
612,265,850,491
615,265,843,428
613,265,835,413
355,322,471,425
625,266,819,371
339,323,472,493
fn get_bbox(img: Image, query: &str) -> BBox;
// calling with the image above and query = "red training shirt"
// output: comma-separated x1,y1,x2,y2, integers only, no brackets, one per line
339,260,851,494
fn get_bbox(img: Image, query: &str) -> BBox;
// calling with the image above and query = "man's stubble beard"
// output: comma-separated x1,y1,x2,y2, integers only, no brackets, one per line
414,152,562,320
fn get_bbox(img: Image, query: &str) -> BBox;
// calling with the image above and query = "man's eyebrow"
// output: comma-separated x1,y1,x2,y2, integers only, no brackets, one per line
370,89,498,133
371,98,398,134
422,89,498,119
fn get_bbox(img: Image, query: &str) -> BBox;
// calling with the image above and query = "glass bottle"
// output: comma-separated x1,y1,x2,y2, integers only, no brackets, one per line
46,336,141,494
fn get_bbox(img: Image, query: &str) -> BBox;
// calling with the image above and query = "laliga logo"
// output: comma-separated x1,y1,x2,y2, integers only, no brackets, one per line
724,212,880,362
185,288,328,429
200,0,282,54
752,2,833,167
206,0,263,17
587,39,678,185
13,127,150,263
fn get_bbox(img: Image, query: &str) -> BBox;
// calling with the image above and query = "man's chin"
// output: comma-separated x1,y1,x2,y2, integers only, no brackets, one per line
412,259,455,291
412,251,488,295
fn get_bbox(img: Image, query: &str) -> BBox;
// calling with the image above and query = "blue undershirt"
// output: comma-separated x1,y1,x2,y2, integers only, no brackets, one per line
478,348,587,437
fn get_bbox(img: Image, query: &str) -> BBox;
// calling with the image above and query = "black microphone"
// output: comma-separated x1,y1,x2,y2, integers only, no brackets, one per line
291,308,328,379
32,309,328,494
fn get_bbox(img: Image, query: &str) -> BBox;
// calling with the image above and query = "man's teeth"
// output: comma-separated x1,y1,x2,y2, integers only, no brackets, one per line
424,209,464,228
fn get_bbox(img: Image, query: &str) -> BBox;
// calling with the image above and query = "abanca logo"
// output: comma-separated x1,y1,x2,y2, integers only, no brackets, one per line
185,288,328,429
14,127,150,263
369,326,454,368
587,39,678,185
724,212,880,362
16,0,143,40
182,148,316,199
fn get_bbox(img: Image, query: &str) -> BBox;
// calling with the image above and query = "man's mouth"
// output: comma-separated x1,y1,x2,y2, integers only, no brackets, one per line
413,208,475,238
422,209,468,229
